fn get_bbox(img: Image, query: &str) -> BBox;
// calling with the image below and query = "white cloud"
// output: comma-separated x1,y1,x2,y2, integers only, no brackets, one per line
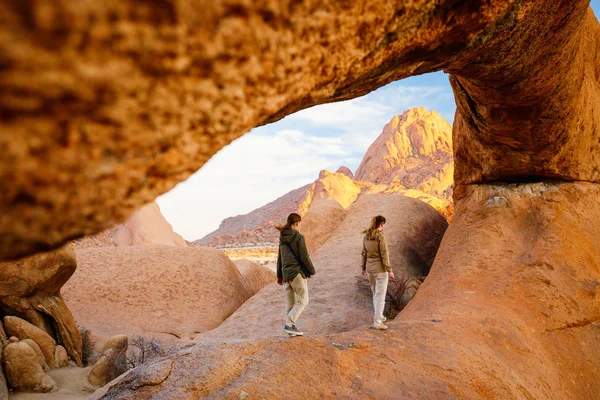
158,76,457,241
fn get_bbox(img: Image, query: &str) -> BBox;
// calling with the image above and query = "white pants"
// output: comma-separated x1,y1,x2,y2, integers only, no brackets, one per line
284,274,309,327
368,272,389,325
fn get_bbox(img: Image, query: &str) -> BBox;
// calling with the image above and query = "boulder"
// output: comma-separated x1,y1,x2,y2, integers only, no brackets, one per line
54,345,70,368
63,246,252,341
2,341,57,393
0,348,7,400
233,260,276,297
4,316,56,366
86,335,128,389
0,323,7,345
0,246,83,366
21,338,49,372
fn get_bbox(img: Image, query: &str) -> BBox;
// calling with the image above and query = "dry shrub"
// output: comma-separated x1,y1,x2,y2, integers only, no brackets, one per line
78,325,97,366
126,336,169,369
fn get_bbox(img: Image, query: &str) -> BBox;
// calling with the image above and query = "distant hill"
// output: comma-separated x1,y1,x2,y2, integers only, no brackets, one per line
74,201,186,248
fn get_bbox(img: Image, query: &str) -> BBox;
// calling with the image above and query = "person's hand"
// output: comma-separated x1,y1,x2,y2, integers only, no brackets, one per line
277,278,283,285
389,272,395,279
361,269,366,276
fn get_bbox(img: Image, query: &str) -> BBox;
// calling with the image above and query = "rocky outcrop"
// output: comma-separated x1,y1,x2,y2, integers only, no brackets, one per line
22,338,50,372
233,260,276,297
4,316,56,366
93,182,600,400
112,201,186,247
63,246,252,341
86,335,128,389
2,0,600,398
5,1,593,261
3,341,57,393
354,108,453,198
54,345,70,368
0,248,83,366
201,193,447,341
335,166,354,179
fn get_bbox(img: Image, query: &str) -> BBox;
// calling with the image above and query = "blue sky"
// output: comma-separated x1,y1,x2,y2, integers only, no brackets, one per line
158,2,600,241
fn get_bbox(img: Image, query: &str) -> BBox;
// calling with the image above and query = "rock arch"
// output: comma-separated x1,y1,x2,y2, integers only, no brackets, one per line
2,1,598,261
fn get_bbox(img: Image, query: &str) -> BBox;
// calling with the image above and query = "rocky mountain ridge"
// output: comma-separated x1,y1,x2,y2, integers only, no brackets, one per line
196,107,454,247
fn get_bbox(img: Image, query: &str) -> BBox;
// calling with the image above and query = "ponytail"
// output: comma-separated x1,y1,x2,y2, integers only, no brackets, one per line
363,215,386,239
276,212,302,232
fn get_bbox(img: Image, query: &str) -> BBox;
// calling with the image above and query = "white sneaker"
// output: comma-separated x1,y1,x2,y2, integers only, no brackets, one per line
373,323,388,330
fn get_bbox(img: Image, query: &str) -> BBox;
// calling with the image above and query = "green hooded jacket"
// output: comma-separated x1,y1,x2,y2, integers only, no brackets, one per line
276,228,316,282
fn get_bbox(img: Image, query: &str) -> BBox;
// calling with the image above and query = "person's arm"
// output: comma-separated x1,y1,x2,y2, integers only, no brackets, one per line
361,237,367,273
379,234,392,273
297,234,316,275
276,247,283,284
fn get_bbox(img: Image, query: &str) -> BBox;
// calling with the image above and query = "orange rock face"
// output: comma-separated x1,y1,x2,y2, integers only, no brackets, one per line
355,108,453,198
0,248,82,366
93,182,600,400
0,0,570,260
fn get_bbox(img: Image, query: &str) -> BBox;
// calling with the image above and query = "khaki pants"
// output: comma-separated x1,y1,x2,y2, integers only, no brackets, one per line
368,272,389,325
284,274,309,327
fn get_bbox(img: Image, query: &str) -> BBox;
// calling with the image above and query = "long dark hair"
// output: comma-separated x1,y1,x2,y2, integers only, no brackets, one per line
363,215,386,239
276,213,302,231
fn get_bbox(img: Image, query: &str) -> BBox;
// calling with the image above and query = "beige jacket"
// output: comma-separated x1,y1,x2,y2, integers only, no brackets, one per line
361,230,392,274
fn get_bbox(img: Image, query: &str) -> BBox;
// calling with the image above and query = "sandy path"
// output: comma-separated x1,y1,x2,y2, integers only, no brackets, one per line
10,367,91,400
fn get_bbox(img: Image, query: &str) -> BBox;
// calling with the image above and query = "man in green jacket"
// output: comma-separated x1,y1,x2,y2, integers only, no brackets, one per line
276,213,316,336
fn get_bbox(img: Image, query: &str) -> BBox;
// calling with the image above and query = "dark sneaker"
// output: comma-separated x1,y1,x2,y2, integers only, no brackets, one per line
373,323,388,330
284,325,304,336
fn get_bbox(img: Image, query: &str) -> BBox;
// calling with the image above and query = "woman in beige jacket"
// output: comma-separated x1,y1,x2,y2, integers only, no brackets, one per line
361,215,395,330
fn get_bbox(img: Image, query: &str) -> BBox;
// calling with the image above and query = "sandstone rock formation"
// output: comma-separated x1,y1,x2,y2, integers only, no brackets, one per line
54,345,70,368
0,247,83,366
94,182,600,400
3,341,57,393
86,335,128,389
200,166,452,249
2,0,600,399
75,201,186,249
63,246,252,342
355,108,453,198
233,260,276,297
335,166,354,179
3,0,579,261
112,202,186,247
4,316,56,366
22,338,50,372
202,193,447,340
